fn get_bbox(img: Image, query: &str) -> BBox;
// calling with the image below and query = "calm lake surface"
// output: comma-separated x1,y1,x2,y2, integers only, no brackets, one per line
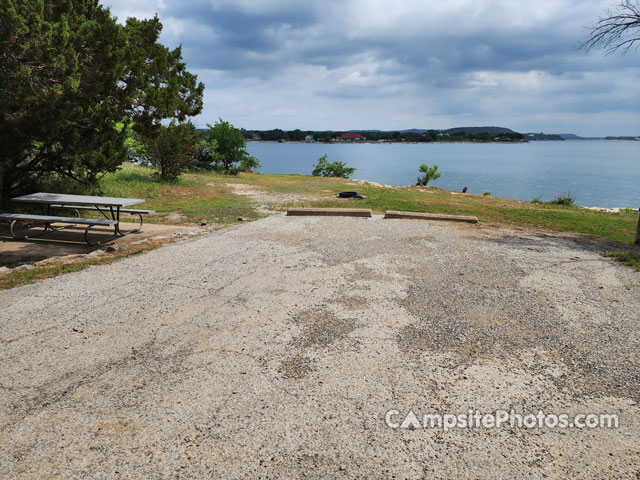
246,140,640,208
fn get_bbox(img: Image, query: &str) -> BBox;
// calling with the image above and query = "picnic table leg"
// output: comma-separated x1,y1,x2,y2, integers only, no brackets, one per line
113,206,144,235
84,224,118,246
47,204,80,231
81,204,119,246
9,220,49,240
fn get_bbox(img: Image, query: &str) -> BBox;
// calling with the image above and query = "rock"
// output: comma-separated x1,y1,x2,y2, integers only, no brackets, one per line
200,219,207,226
462,186,468,193
0,266,11,274
35,254,86,266
14,264,35,271
105,246,117,253
237,217,246,222
85,249,106,258
338,191,359,198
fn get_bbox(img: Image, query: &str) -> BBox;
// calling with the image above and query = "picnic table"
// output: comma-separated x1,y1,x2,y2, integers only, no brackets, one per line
0,192,155,245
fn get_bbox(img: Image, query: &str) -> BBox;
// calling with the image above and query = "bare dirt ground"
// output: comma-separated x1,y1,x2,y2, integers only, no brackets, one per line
1,215,639,478
220,183,332,213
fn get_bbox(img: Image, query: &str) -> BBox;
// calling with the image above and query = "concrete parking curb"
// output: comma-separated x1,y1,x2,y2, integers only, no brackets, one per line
384,210,478,223
287,208,372,217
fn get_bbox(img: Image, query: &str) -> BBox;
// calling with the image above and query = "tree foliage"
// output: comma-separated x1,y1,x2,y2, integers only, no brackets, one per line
582,1,640,54
199,119,260,174
311,154,356,178
416,163,441,186
0,0,203,204
143,121,198,179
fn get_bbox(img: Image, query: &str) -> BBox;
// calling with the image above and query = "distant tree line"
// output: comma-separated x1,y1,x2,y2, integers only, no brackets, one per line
237,129,525,143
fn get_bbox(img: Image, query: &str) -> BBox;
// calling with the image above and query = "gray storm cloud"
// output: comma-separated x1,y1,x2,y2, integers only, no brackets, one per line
105,0,639,136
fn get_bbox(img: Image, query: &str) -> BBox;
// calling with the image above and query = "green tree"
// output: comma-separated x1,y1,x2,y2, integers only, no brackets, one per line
416,163,441,186
143,121,198,179
311,154,356,178
0,1,203,204
204,119,260,174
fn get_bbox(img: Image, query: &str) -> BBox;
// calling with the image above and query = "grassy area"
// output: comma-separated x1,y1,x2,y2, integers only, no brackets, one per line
202,172,637,245
97,164,639,244
603,251,640,271
98,163,264,225
3,163,639,245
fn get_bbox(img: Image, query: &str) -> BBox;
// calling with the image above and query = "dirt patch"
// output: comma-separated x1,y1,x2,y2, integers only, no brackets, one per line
165,212,188,223
216,182,330,213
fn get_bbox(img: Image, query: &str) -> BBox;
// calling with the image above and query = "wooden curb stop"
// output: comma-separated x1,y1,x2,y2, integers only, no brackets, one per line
286,208,372,217
383,210,478,224
286,208,478,224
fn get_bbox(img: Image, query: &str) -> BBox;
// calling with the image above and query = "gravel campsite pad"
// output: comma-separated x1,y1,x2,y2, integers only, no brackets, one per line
1,215,639,478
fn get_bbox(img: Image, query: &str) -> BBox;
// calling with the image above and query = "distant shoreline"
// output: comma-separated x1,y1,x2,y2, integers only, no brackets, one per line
246,139,639,145
246,140,528,145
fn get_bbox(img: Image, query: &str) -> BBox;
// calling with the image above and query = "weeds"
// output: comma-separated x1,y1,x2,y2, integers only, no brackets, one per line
603,251,640,271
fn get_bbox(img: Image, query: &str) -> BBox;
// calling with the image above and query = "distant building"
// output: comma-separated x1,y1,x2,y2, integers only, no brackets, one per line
305,135,314,143
335,133,366,141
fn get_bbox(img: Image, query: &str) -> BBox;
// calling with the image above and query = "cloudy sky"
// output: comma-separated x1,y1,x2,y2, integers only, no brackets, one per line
105,0,639,136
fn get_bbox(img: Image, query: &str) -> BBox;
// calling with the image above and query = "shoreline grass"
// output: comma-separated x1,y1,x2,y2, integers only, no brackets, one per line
98,164,638,244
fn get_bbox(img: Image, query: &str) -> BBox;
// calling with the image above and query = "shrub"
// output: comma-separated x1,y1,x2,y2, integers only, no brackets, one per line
547,192,576,206
144,121,198,180
311,154,356,178
416,163,441,186
483,192,492,196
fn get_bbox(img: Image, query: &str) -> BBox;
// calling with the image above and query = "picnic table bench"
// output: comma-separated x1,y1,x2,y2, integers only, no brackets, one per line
0,192,155,245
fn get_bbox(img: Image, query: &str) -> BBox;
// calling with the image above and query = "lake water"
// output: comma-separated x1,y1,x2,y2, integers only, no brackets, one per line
246,140,640,208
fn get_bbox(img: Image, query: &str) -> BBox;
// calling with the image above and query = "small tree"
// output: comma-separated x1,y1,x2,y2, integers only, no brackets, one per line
416,163,441,186
144,121,198,179
311,154,356,178
204,119,260,174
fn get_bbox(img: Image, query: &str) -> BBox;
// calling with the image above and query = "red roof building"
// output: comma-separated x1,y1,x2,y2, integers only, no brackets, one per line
335,132,366,141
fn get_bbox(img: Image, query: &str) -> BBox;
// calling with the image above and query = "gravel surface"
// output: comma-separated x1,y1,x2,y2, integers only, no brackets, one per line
1,214,639,478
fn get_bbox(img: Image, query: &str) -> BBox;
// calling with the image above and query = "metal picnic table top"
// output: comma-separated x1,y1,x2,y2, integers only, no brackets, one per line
12,192,144,208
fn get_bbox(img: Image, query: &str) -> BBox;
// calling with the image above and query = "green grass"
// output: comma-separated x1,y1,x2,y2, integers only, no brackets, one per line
98,163,263,225
603,251,640,271
227,175,637,244
6,163,638,244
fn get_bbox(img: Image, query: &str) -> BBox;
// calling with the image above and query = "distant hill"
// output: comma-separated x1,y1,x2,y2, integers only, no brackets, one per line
440,126,515,135
557,133,583,140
